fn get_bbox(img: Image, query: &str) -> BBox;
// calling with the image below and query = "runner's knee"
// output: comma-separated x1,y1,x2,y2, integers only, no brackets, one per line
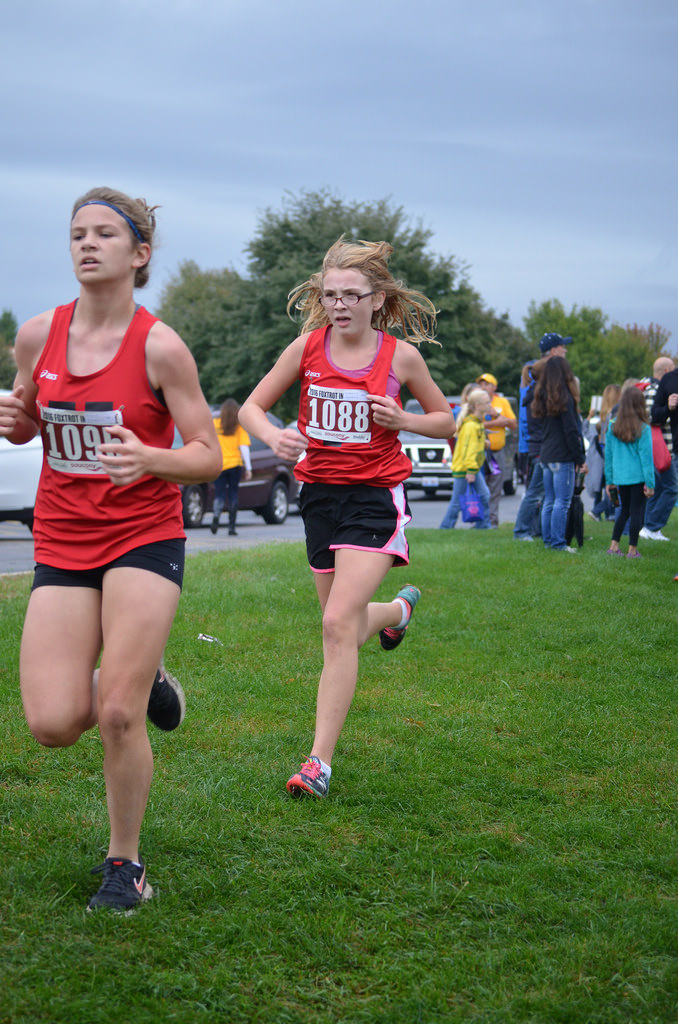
26,708,90,748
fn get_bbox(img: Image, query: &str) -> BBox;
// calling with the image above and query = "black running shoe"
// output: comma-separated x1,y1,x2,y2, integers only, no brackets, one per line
147,668,186,731
87,857,153,913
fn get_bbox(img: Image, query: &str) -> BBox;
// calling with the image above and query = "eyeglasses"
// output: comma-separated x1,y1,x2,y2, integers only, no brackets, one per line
320,291,375,308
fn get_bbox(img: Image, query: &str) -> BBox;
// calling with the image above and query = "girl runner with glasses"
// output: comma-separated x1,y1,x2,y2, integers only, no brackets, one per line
0,187,222,911
239,237,453,799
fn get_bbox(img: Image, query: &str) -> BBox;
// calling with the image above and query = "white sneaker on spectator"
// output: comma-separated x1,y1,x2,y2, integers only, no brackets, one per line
642,528,669,541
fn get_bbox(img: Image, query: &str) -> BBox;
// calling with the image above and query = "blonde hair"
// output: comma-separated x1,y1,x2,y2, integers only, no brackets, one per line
520,362,535,388
71,186,159,288
598,383,621,435
455,388,487,431
286,236,439,345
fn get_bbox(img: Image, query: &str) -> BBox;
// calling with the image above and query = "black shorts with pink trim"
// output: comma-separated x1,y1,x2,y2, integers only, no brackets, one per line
298,482,411,572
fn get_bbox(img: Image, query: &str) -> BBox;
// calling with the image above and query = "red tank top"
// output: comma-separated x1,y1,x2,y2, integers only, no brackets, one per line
32,301,184,569
295,327,411,487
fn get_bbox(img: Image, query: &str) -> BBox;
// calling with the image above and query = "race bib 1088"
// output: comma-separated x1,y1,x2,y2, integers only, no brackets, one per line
305,385,371,445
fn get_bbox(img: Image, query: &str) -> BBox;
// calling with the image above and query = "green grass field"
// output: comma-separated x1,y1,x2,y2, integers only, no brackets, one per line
1,519,677,1023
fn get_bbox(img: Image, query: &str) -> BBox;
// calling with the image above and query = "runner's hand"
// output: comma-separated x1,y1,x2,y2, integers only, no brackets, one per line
0,385,25,437
367,394,402,430
271,427,307,462
98,424,149,486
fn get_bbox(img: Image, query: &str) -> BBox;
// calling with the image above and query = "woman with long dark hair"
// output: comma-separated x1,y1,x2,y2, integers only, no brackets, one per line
211,398,252,535
532,356,586,552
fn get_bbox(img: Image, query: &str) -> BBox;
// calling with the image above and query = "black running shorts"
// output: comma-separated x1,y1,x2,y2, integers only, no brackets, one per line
32,538,186,591
298,481,410,572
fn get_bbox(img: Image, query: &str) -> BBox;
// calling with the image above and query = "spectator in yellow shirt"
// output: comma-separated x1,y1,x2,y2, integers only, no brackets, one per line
475,373,517,528
211,398,252,535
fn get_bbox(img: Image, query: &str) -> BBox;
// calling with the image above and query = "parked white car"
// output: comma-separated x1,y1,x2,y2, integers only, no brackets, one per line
0,390,42,530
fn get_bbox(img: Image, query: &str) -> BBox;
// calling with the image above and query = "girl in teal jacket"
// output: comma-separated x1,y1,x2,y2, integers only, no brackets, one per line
604,387,655,558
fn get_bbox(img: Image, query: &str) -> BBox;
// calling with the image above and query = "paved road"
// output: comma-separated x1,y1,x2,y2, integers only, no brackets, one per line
0,489,528,576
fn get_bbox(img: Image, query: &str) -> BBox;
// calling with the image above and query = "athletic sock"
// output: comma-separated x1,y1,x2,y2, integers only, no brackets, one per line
394,597,411,629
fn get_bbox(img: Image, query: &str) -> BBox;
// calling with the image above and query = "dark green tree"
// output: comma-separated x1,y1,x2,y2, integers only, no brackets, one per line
155,260,253,405
524,299,674,409
223,189,529,417
157,190,532,417
0,309,18,388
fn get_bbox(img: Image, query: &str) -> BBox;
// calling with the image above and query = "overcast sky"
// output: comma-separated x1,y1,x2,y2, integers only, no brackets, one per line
3,0,677,351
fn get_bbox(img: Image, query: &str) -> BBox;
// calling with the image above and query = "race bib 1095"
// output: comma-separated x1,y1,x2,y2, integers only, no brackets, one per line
40,403,124,476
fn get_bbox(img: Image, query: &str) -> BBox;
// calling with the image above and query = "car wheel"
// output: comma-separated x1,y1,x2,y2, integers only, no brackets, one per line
261,480,289,524
182,484,206,528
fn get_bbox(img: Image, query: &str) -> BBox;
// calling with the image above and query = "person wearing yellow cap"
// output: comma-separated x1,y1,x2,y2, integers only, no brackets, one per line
475,373,517,527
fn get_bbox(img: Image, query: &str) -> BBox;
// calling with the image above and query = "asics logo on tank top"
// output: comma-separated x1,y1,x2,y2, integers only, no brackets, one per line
305,370,321,379
40,370,59,381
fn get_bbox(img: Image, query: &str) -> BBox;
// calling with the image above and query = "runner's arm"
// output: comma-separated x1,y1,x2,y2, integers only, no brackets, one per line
368,341,454,438
0,313,51,443
100,321,222,485
239,336,309,461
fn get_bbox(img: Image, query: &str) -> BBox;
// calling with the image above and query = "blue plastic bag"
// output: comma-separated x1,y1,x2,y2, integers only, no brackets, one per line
460,482,485,524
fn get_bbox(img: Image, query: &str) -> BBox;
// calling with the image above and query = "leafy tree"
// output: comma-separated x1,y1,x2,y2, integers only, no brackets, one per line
0,309,18,389
157,189,531,419
247,190,535,414
155,261,253,406
622,322,673,359
243,190,467,418
524,299,673,409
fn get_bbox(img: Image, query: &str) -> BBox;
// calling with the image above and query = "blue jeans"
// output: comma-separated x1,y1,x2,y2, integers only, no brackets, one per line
592,490,614,520
644,456,678,531
513,459,544,538
213,465,242,516
440,473,491,529
541,462,575,549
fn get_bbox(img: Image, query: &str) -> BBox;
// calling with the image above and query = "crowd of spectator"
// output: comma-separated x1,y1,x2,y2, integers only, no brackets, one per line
440,332,677,561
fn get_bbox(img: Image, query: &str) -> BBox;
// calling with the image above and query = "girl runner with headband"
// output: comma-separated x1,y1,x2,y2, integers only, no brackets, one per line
0,186,222,912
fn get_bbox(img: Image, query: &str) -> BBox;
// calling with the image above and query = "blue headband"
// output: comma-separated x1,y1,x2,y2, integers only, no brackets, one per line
73,200,145,242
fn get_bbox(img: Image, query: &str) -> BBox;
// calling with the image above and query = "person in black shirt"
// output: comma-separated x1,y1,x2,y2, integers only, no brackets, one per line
532,356,586,552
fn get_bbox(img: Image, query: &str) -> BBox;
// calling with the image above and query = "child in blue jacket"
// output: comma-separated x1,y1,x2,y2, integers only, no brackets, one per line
605,387,655,558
